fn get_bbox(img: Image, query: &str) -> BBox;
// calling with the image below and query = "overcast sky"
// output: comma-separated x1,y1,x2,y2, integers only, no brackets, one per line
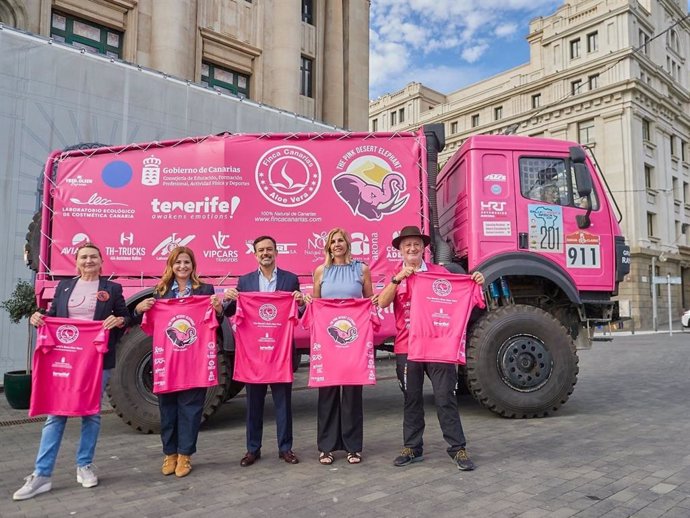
369,0,690,100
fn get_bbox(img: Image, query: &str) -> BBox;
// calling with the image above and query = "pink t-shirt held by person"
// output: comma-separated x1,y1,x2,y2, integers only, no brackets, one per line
392,262,449,355
141,295,220,394
407,272,485,364
302,298,380,387
231,292,299,384
30,317,109,417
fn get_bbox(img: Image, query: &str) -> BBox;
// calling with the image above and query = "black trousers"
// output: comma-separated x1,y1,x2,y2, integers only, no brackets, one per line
395,354,466,457
245,382,293,454
159,387,207,456
317,385,363,453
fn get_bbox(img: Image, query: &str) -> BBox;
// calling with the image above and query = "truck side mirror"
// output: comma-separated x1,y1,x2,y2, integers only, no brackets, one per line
573,163,592,197
569,146,586,164
574,162,593,229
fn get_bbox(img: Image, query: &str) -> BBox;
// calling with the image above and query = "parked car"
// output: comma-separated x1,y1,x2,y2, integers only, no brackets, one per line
682,310,690,328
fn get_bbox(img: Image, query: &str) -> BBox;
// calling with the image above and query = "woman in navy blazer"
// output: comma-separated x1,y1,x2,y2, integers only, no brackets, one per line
134,246,222,478
14,243,130,501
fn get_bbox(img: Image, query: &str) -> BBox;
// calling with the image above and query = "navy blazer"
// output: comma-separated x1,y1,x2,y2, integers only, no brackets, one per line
224,268,300,317
132,282,217,324
47,277,130,370
155,282,215,300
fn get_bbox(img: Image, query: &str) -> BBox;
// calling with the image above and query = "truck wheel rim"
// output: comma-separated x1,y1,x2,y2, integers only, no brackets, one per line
497,335,552,392
135,351,158,405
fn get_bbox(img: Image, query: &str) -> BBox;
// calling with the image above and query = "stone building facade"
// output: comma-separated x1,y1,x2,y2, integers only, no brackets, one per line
369,0,690,329
2,0,370,130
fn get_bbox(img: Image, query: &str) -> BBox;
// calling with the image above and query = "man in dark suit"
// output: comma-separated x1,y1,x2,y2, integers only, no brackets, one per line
223,235,304,466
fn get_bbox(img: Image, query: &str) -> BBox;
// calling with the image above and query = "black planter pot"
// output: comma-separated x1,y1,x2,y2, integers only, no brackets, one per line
3,370,32,409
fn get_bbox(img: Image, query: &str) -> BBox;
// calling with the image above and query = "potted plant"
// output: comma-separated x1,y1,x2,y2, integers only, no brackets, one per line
1,279,39,409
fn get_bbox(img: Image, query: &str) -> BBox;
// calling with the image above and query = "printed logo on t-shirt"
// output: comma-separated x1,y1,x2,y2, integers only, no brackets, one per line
56,325,79,344
51,356,73,373
258,303,278,321
165,317,198,349
431,278,452,297
327,316,359,346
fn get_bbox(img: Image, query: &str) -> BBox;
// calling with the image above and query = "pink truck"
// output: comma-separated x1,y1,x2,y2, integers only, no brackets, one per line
28,126,629,432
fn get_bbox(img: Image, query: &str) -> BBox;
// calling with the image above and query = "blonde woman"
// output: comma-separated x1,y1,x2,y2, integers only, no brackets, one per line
311,228,373,465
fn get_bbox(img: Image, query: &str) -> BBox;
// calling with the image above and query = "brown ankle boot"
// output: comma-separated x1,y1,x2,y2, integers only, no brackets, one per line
175,454,192,477
162,454,178,476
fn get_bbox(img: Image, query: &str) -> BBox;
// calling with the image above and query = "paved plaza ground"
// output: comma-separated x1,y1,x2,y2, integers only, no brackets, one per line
1,333,689,517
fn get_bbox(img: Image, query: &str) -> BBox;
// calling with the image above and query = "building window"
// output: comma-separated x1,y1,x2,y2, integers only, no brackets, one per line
390,111,397,126
578,120,595,144
531,93,541,109
571,79,582,95
570,38,581,59
398,108,405,124
201,61,249,97
639,30,650,55
644,164,653,189
671,135,677,157
471,114,479,127
647,212,656,238
302,0,314,25
300,56,313,97
684,182,689,204
450,121,458,134
669,29,680,53
587,31,598,53
588,74,599,90
371,118,378,132
642,119,651,141
494,106,503,121
682,140,687,162
673,177,680,201
50,11,123,58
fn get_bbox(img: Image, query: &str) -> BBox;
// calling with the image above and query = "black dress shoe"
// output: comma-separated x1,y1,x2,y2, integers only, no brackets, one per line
240,451,260,467
278,450,299,464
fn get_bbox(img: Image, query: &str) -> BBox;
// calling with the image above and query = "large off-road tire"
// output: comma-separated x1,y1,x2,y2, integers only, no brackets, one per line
466,304,579,418
107,327,231,434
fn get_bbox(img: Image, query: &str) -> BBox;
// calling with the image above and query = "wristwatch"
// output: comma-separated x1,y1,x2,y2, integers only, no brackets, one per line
391,276,401,285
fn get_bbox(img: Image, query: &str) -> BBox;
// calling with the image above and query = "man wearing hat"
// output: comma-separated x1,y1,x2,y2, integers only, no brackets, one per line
377,225,484,471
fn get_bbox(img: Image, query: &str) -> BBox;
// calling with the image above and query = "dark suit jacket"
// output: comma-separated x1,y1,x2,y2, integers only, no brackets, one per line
47,277,130,370
155,282,215,300
132,282,217,323
224,268,300,317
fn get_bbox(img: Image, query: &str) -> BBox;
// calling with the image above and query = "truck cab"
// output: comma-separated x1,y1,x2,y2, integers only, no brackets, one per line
436,135,629,417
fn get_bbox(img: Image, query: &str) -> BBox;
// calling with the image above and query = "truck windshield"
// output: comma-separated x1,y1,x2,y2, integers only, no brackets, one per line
519,157,598,210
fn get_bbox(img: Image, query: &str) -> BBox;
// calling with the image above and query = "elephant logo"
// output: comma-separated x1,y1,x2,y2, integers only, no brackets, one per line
165,318,198,349
327,317,358,345
333,156,409,221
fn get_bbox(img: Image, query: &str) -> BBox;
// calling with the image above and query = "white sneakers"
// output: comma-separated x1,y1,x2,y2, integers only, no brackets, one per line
12,473,52,501
13,465,98,500
76,464,99,488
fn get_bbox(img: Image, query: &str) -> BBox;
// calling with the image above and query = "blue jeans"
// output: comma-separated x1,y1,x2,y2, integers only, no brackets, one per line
158,387,206,455
34,369,112,476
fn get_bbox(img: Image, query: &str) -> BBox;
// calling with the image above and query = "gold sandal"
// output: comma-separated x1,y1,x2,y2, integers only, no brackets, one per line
319,452,334,465
347,452,362,464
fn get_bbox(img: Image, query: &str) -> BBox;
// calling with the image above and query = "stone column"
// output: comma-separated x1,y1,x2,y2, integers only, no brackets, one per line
343,0,370,130
322,1,344,126
262,0,301,113
150,0,196,79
